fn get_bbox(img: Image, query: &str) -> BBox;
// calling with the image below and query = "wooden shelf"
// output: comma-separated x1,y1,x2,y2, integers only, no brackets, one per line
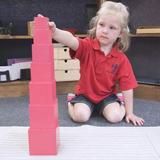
130,33,160,37
0,35,32,39
77,33,160,38
0,34,87,40
75,34,87,38
0,34,160,40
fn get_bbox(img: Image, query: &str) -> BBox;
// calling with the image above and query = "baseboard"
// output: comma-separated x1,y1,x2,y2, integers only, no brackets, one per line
134,83,160,101
0,81,77,98
0,81,29,98
0,81,159,101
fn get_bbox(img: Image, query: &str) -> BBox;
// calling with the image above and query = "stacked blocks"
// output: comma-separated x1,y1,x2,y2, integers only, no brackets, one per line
28,16,59,155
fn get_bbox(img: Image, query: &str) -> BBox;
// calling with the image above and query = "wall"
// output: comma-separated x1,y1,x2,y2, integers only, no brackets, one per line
0,0,96,65
121,0,160,84
98,0,160,84
121,0,160,33
0,0,160,84
127,37,160,84
0,0,96,35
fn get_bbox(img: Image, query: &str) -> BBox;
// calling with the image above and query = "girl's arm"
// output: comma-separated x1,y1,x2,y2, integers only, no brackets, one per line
38,14,79,51
122,89,144,126
122,89,133,115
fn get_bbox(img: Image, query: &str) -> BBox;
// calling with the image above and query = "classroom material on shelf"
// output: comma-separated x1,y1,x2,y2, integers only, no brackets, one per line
0,44,80,83
136,26,160,34
0,22,13,35
0,58,31,82
7,58,31,65
27,21,34,36
27,21,79,37
54,43,80,82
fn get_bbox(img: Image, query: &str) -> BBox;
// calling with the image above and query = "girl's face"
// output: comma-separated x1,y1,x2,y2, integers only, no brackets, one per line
96,14,122,47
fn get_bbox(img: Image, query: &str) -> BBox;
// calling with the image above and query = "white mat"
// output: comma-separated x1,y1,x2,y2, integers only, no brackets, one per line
0,126,160,160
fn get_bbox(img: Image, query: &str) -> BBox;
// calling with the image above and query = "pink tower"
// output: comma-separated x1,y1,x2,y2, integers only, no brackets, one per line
28,16,59,155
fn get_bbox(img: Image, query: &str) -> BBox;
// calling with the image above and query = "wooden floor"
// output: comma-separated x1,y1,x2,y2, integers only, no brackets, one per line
0,81,160,101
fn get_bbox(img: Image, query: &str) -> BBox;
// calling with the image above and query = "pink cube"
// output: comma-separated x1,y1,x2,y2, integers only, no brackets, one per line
29,82,56,105
32,44,53,63
33,29,52,44
28,128,59,155
29,104,58,128
34,16,49,29
31,63,55,82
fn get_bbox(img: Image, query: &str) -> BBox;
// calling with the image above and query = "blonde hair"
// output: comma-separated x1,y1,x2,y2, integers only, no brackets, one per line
88,1,130,52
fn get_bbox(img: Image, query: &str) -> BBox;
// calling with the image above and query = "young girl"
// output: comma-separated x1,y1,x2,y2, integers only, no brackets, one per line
39,1,144,126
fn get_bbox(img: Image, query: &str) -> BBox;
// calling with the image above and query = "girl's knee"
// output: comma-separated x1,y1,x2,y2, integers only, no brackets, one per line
74,110,90,122
103,103,125,123
106,112,123,123
72,103,91,123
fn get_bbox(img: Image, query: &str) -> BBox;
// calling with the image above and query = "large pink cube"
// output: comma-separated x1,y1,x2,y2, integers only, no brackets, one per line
28,128,59,155
29,104,58,128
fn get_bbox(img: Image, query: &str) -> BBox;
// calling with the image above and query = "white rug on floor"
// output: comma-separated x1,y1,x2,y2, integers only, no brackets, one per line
0,126,160,160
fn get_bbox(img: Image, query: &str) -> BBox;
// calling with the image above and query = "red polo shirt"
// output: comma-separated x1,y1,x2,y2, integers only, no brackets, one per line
70,37,138,104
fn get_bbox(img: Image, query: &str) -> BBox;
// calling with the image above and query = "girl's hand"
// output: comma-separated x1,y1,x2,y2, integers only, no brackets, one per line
37,14,56,34
48,21,56,34
125,113,145,126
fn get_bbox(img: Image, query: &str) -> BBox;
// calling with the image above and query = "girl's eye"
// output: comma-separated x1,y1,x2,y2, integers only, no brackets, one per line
110,26,116,30
99,23,104,27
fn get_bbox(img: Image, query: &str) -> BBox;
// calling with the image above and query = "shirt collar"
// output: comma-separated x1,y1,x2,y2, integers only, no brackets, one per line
91,38,120,58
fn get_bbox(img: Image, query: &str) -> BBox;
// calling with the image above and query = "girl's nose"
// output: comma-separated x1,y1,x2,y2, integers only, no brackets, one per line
102,28,108,33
